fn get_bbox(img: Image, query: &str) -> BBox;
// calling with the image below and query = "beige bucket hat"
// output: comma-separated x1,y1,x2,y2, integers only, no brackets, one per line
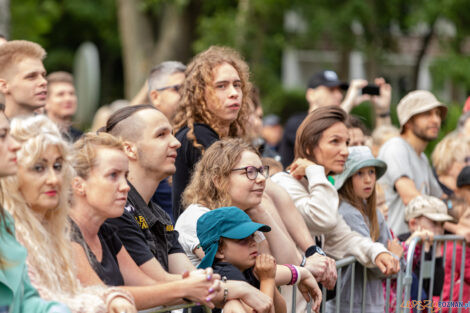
397,90,447,132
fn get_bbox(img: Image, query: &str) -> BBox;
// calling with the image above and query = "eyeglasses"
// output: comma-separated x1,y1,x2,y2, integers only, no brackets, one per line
156,84,182,92
231,165,269,180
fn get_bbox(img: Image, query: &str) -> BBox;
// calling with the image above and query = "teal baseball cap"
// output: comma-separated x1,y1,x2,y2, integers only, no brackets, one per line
334,146,387,190
197,206,271,269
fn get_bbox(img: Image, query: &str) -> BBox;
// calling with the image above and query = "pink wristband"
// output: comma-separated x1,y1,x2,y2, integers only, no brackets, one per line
284,264,299,285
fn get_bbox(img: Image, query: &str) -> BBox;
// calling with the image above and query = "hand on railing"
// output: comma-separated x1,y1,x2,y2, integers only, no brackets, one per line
406,228,434,252
304,254,337,290
374,252,400,276
108,296,137,313
444,219,470,243
297,268,322,313
181,268,221,308
387,238,404,259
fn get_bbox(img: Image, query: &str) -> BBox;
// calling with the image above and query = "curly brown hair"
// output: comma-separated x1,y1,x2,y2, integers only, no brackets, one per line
173,46,251,150
182,138,259,210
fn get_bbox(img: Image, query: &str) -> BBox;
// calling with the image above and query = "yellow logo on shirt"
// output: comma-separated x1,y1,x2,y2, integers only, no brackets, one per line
135,216,149,229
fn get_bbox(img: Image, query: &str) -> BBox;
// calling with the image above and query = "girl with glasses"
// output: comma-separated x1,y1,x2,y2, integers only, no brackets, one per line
175,138,299,269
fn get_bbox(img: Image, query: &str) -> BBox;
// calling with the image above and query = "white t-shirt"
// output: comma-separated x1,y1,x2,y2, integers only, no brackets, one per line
174,203,210,267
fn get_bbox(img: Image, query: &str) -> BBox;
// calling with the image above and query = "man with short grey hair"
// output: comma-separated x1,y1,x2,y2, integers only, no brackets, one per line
147,61,186,223
378,90,447,235
148,61,186,122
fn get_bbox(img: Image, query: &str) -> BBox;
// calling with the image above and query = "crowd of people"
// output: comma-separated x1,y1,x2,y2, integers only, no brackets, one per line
0,36,469,313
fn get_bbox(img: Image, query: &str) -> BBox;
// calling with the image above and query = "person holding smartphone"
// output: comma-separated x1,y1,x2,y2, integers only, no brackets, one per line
279,70,392,168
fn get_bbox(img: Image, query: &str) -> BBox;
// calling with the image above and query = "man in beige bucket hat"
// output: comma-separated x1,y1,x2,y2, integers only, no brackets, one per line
378,90,447,235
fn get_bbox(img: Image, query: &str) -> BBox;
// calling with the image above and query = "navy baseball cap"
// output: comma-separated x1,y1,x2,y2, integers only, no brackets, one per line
308,70,348,90
197,206,271,269
457,166,470,188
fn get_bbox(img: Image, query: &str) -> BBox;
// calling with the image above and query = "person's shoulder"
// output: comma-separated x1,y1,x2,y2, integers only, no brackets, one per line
99,221,120,239
378,137,410,157
271,171,294,183
213,262,246,281
176,204,210,228
185,203,210,214
338,201,362,218
285,112,307,128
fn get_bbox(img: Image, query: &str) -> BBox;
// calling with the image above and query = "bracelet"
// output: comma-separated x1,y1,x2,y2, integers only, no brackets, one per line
300,255,306,267
222,276,228,303
293,265,302,285
378,111,390,118
284,264,299,285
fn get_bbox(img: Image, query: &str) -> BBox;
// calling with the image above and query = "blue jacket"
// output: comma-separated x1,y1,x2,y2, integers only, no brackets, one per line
0,211,70,313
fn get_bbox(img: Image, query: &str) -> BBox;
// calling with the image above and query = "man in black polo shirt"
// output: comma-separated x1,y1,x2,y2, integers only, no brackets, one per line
105,105,274,312
105,104,192,277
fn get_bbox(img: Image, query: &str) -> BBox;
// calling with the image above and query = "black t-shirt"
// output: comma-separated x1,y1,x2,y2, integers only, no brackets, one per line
106,182,185,271
278,112,307,168
172,124,219,219
190,262,259,313
70,220,124,286
213,262,260,288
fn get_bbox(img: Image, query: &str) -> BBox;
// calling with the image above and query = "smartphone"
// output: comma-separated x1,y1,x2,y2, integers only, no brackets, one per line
362,85,380,95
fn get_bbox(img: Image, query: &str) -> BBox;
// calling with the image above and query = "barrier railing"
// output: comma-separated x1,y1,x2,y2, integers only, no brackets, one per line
139,303,211,313
141,234,467,313
311,234,467,313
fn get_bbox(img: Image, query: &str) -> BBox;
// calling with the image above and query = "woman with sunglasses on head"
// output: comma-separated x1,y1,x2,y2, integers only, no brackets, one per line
0,114,134,313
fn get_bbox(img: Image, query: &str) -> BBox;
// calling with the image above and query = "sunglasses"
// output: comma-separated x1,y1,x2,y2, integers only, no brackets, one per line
231,165,269,180
156,84,182,92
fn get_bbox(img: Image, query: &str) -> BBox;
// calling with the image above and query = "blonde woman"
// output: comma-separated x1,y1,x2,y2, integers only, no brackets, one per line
0,105,69,313
0,115,136,313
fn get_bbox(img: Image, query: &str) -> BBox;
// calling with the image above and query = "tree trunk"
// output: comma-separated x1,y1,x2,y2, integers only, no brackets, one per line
412,19,437,90
117,0,200,99
0,0,9,38
117,0,154,99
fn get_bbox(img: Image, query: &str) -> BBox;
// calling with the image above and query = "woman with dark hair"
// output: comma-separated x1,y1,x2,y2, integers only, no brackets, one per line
171,46,251,219
0,107,70,313
271,105,399,274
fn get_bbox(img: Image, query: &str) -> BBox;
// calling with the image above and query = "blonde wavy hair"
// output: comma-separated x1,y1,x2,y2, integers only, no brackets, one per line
182,138,259,210
173,46,251,149
0,115,79,293
432,131,470,176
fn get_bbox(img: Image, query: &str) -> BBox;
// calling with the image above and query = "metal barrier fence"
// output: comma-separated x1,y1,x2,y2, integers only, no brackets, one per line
140,234,467,313
312,234,467,313
139,302,211,313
